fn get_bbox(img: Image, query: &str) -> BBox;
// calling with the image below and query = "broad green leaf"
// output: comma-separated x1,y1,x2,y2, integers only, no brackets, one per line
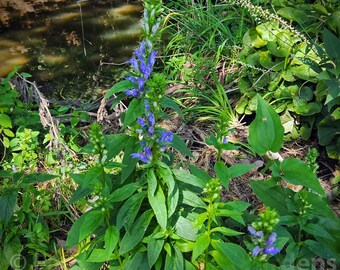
148,236,164,268
0,114,12,128
104,134,130,159
175,215,198,241
3,129,14,137
216,209,245,225
243,28,267,48
117,191,146,230
281,158,325,195
104,80,136,99
147,169,157,196
303,224,334,241
66,210,104,247
124,251,149,270
85,249,116,262
3,137,10,148
304,240,335,259
121,136,138,182
22,173,58,184
69,168,102,204
173,169,207,189
192,232,210,261
123,99,143,128
323,28,340,60
171,134,193,157
250,178,289,215
211,227,243,236
165,246,184,270
214,161,231,190
248,95,284,155
293,96,322,116
167,185,179,218
108,183,139,203
228,164,255,178
105,226,119,256
182,190,206,208
148,185,167,229
119,210,154,255
277,7,307,23
161,97,184,118
20,72,32,78
157,162,175,194
189,165,211,182
0,188,18,223
211,241,251,270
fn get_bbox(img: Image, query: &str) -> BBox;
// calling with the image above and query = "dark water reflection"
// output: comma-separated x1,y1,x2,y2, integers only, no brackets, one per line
0,0,142,99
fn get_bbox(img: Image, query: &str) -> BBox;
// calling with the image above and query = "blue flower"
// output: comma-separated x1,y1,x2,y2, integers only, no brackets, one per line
159,131,174,143
248,226,264,239
131,147,152,163
248,227,280,257
263,245,280,256
252,246,261,257
125,88,140,98
262,233,280,256
222,136,228,144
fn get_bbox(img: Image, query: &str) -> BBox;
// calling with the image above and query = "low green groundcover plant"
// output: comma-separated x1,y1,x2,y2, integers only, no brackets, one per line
0,0,339,269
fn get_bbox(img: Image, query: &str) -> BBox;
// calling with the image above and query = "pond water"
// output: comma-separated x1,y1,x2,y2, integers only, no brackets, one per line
0,0,142,99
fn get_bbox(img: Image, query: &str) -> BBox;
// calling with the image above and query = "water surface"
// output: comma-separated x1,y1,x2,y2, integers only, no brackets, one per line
0,0,142,99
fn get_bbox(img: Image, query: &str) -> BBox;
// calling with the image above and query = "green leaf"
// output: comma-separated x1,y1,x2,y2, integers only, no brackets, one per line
3,137,10,148
121,136,138,182
171,133,193,157
323,28,340,60
165,245,184,270
148,185,167,229
147,169,157,196
85,249,116,262
192,232,210,261
250,178,289,215
119,210,154,255
210,227,243,236
0,188,18,223
66,210,105,247
104,134,130,160
0,114,12,128
123,99,143,128
157,162,175,194
108,183,139,203
167,185,179,218
189,165,211,182
148,236,164,268
281,158,325,196
117,191,146,230
182,190,206,208
124,251,149,270
214,161,231,189
161,97,184,118
211,241,251,270
243,28,267,48
173,169,207,189
303,224,334,241
3,129,14,137
20,72,32,78
104,80,136,99
248,95,284,155
22,173,58,184
175,215,198,241
105,226,119,256
304,240,335,259
228,164,256,178
277,7,307,23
